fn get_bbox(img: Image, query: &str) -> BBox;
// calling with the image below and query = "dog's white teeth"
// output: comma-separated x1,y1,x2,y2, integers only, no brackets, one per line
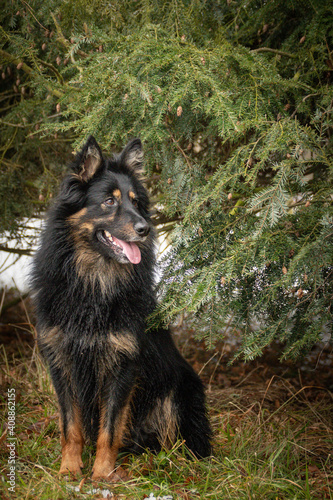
105,230,113,242
104,231,122,249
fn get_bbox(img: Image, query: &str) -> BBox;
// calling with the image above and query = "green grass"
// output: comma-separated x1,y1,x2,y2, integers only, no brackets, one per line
1,343,332,500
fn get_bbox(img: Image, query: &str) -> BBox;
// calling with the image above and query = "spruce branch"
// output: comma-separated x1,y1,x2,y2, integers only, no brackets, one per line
168,130,193,170
0,49,64,98
51,13,89,59
37,59,64,85
0,113,61,129
0,49,33,75
0,0,331,360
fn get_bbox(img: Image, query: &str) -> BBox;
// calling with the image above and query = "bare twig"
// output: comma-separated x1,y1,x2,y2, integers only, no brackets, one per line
252,47,296,58
0,245,32,256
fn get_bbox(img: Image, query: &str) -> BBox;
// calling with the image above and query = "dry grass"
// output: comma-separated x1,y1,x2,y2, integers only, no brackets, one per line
1,338,332,500
0,290,332,500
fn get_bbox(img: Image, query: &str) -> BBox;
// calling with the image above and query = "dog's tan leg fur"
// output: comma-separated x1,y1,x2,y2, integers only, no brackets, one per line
59,413,84,476
91,404,130,482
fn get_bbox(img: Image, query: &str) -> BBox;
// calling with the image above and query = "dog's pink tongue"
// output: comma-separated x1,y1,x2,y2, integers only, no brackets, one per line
112,236,141,264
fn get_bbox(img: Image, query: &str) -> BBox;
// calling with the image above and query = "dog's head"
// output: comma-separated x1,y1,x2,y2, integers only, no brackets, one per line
62,136,153,266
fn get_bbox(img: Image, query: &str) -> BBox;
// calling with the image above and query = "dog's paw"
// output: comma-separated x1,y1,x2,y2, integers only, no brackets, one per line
91,465,130,483
59,457,83,477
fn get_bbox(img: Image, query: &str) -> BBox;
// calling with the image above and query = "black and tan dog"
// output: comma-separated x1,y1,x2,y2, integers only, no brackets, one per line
31,137,211,481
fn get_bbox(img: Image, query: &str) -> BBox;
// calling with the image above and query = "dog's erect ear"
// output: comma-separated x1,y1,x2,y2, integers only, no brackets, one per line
74,136,104,182
120,138,144,173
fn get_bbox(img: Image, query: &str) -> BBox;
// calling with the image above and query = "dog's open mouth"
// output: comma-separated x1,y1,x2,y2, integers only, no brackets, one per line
97,230,141,264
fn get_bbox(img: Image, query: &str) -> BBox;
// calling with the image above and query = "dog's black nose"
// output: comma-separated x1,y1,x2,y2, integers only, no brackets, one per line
134,220,150,237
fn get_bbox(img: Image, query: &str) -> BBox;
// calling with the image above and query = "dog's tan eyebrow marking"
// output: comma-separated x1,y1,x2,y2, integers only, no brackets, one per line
128,191,136,200
112,189,121,200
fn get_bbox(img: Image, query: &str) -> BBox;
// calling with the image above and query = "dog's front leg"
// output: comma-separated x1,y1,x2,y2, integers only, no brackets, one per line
48,366,84,476
92,361,135,482
59,409,84,476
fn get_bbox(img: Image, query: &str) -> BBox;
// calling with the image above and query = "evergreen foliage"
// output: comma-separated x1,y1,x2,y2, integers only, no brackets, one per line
1,0,332,358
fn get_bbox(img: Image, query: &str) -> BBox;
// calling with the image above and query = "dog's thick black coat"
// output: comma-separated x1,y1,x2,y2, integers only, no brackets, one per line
31,137,211,480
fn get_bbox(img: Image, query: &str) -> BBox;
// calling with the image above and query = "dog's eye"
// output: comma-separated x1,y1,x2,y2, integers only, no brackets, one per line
132,198,139,208
104,197,116,206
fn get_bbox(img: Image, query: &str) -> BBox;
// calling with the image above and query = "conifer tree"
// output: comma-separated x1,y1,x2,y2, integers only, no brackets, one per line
1,0,332,358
